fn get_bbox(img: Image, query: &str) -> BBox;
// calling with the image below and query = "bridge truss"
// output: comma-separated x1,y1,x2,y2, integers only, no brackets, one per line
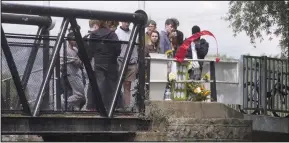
1,2,148,118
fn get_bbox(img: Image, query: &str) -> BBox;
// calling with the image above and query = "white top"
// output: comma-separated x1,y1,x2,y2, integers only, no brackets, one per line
115,27,138,64
190,42,200,69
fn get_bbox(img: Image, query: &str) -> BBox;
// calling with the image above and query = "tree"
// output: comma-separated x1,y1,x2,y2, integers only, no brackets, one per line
223,1,289,57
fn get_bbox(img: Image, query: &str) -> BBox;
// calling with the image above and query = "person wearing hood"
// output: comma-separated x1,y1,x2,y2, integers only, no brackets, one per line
186,25,209,80
85,19,121,111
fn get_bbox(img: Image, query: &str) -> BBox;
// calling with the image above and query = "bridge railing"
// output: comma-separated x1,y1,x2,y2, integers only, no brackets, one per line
1,2,148,117
145,57,218,101
1,33,147,116
144,57,242,103
243,55,289,117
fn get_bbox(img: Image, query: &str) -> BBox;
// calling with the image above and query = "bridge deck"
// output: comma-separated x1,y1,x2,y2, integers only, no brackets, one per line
1,113,151,135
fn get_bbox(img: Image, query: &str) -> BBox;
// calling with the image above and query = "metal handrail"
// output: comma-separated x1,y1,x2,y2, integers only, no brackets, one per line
145,57,239,63
2,68,43,82
1,60,76,82
146,57,240,84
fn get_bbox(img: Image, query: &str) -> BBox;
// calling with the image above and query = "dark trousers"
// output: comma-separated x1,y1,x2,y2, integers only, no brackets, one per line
86,64,120,111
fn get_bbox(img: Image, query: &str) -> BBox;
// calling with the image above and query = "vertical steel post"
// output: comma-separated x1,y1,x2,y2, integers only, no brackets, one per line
137,23,146,115
242,56,248,109
63,40,68,110
55,46,61,110
32,18,69,116
108,25,140,118
69,17,107,116
1,27,31,115
210,61,217,101
260,56,267,115
287,1,289,60
42,28,51,111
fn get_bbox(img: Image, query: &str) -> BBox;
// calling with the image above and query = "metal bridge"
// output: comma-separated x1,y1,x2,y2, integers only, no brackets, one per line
1,2,150,138
1,2,289,141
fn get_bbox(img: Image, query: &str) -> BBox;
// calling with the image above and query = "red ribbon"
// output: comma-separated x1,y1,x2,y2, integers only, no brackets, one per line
174,30,219,63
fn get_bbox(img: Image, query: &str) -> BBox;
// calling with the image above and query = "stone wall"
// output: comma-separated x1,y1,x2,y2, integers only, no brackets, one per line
166,118,252,142
135,101,253,142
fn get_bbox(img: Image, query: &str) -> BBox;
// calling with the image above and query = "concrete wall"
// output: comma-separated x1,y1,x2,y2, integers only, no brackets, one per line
202,58,243,105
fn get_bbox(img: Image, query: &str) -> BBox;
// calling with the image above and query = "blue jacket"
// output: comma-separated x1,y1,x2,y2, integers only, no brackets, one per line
159,30,171,54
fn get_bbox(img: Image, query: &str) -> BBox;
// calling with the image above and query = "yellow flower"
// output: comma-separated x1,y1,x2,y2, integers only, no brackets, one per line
165,50,173,56
168,72,176,81
203,74,210,80
200,85,205,90
202,90,211,96
187,61,193,70
193,87,201,94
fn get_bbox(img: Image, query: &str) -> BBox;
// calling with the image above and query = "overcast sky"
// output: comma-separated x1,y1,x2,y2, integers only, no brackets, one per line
2,1,282,58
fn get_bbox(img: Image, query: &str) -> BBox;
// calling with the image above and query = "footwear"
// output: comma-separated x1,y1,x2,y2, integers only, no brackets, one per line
123,106,132,112
115,108,124,112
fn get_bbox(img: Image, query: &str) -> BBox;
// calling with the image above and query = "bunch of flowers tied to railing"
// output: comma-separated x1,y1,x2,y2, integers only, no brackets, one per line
166,30,217,101
168,65,211,101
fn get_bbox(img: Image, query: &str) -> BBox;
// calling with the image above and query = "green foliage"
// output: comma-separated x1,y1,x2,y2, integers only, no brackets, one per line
223,1,289,55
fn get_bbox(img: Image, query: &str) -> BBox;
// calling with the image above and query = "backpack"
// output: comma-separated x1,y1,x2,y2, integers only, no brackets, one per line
195,39,209,59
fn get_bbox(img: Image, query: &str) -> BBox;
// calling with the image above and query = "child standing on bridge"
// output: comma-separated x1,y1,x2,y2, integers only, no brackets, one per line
60,32,86,111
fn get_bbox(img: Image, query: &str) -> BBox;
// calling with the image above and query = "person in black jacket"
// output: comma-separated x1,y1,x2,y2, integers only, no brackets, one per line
186,25,209,80
85,19,121,111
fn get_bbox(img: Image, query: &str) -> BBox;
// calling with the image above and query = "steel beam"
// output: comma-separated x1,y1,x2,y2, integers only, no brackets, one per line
1,27,31,115
21,27,45,89
210,61,217,102
1,115,151,135
2,2,147,24
135,10,147,114
42,29,50,111
55,47,61,110
108,24,140,118
33,18,69,117
1,13,51,26
62,41,68,111
69,18,107,116
136,23,146,115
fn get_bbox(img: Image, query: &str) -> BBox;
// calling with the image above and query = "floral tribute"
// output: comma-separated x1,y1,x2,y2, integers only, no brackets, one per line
166,50,211,102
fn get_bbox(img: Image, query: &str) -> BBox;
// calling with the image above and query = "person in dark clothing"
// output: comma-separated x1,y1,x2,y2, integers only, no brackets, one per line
85,19,121,111
68,24,81,33
186,25,209,80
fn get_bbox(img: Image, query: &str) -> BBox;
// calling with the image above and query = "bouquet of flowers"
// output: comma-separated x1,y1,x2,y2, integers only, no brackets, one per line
186,74,211,101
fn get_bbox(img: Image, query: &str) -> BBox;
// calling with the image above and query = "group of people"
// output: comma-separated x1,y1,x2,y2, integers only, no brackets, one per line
59,17,210,112
145,18,209,79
